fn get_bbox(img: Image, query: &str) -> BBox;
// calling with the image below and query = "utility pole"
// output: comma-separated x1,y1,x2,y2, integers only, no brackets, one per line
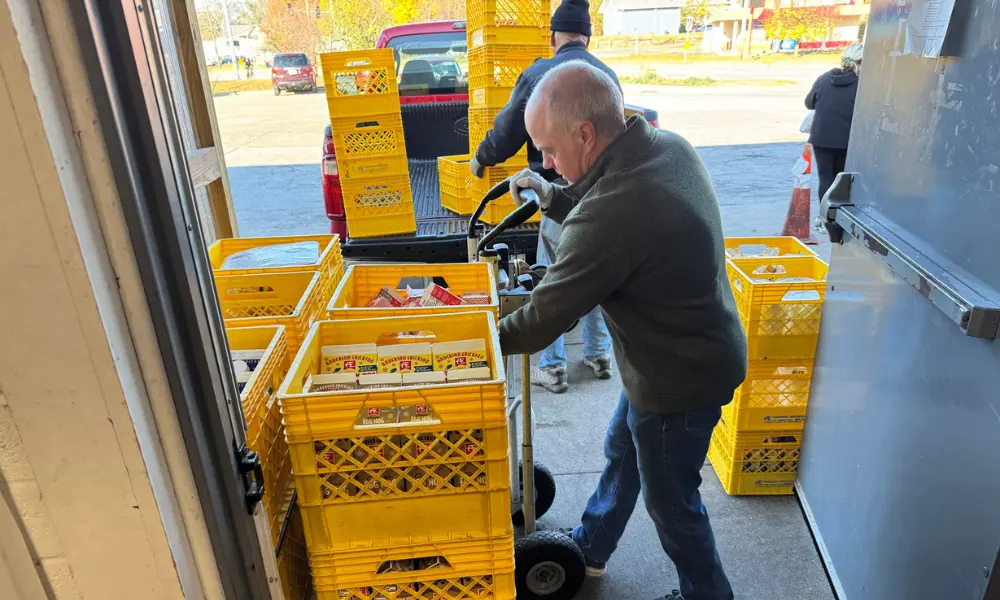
220,0,240,79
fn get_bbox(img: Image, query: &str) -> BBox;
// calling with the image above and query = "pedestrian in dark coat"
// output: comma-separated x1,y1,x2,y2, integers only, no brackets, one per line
806,42,864,200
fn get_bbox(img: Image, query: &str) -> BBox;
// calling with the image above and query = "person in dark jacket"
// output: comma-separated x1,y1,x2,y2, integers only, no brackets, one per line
503,61,745,600
805,42,863,200
470,0,620,394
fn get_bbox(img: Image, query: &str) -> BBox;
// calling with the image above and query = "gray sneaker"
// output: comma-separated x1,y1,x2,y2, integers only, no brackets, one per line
583,355,613,380
531,366,568,393
656,591,683,600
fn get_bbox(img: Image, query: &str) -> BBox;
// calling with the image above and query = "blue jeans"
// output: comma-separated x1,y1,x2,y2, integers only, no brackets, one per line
572,393,733,600
537,307,611,369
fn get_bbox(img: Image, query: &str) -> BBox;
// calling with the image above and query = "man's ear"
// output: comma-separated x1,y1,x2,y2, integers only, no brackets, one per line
579,121,597,146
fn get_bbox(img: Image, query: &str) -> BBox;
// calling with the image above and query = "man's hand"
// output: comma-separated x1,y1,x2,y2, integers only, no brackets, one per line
509,168,554,209
469,156,486,178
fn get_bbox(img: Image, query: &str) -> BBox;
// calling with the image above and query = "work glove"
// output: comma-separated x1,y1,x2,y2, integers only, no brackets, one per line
469,156,485,178
508,168,553,209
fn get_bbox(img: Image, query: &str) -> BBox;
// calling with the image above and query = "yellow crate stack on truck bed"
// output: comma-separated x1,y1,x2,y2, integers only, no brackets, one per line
321,49,417,238
710,238,827,495
278,312,515,599
435,0,550,223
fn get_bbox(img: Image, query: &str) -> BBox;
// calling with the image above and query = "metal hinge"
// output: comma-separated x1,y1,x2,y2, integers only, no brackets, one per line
236,444,265,514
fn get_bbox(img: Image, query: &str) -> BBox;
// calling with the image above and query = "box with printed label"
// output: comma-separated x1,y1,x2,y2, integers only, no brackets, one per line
377,343,433,373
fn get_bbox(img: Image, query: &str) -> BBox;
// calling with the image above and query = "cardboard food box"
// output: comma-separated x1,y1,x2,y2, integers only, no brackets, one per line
433,339,488,371
231,349,266,372
377,343,433,373
322,343,378,374
445,366,492,383
420,283,463,307
306,372,358,392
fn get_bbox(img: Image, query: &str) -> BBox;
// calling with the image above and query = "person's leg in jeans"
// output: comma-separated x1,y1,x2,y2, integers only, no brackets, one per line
533,335,568,393
571,393,643,571
581,307,613,379
531,216,570,393
628,401,733,600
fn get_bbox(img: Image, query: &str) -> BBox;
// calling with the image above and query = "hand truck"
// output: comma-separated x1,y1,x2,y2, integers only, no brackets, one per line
467,182,587,600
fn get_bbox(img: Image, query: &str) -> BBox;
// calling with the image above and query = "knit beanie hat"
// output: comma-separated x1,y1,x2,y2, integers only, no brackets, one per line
551,0,592,37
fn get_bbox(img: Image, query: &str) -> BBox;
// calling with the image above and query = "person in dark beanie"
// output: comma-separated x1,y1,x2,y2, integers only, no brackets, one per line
470,0,620,394
806,42,863,200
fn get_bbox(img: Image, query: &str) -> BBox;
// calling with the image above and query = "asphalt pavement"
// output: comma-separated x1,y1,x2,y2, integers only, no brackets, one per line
212,66,836,599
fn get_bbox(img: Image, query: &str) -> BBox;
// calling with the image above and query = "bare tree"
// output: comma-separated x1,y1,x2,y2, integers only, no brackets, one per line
197,0,224,61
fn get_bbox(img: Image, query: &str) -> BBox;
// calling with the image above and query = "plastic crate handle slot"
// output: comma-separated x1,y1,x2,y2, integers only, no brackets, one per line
346,59,373,67
763,434,799,444
376,556,453,575
225,285,277,297
780,290,822,302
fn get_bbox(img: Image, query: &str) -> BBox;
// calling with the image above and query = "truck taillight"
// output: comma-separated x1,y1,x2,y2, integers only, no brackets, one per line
303,65,314,74
323,156,339,176
323,132,336,155
322,155,345,219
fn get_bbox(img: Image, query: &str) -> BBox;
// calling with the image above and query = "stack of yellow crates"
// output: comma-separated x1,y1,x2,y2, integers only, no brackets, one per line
445,0,551,223
709,237,829,495
211,234,348,598
321,49,416,238
278,309,515,600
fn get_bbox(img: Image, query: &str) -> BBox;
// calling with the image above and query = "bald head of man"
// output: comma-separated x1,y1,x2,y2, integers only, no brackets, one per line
525,60,626,184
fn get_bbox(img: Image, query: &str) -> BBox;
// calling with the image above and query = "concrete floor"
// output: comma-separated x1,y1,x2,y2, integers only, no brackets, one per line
212,65,838,599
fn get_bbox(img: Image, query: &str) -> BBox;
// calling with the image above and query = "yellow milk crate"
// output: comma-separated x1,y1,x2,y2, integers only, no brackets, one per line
722,359,814,431
330,113,409,183
727,255,829,360
341,175,417,238
725,236,819,259
466,0,552,31
310,536,516,600
216,271,324,354
468,44,551,108
438,154,476,215
468,106,528,158
208,234,344,304
227,325,293,547
469,160,541,225
327,262,499,321
278,313,511,553
321,50,400,117
708,417,801,496
277,501,314,600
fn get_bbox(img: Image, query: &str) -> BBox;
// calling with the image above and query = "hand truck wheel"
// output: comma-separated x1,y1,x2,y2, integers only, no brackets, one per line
512,460,556,527
515,530,587,600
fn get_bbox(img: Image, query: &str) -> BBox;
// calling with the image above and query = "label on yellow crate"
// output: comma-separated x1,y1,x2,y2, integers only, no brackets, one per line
322,343,378,374
398,402,441,426
433,339,488,371
377,342,433,373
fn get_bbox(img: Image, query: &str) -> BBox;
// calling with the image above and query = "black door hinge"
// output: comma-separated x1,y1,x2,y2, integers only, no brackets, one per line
236,444,265,514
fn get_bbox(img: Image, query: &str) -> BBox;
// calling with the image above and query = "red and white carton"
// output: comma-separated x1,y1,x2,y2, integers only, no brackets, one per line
420,283,463,307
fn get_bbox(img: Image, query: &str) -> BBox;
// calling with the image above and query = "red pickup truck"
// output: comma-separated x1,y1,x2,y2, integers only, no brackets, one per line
321,20,659,262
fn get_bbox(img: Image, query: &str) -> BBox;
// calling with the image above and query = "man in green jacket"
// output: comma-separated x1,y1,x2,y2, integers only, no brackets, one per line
501,61,746,600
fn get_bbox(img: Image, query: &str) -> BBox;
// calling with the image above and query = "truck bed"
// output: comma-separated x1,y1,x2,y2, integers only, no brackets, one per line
341,159,540,263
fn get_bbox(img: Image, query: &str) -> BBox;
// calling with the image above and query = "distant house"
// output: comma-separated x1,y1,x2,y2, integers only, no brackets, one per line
599,0,686,35
202,25,265,65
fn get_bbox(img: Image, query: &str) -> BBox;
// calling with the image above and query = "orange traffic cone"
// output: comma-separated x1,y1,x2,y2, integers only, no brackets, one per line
781,143,818,245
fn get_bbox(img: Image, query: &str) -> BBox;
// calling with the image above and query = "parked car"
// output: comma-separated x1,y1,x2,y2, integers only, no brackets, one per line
271,52,316,95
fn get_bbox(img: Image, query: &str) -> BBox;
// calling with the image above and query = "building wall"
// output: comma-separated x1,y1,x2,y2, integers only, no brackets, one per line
0,0,226,597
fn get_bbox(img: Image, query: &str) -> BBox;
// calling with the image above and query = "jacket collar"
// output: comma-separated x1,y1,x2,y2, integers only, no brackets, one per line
556,40,587,55
565,115,655,198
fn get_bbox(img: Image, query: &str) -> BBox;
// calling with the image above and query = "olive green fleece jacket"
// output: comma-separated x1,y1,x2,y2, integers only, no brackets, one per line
499,116,748,414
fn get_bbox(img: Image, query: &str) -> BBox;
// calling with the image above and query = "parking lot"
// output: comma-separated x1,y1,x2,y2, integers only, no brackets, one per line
212,62,836,598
